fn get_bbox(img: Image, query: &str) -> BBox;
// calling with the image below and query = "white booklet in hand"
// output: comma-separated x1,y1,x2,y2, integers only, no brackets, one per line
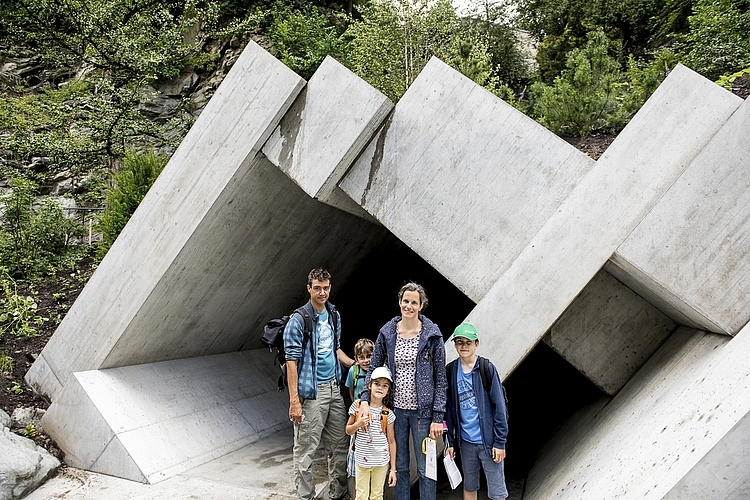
443,454,462,490
425,438,438,481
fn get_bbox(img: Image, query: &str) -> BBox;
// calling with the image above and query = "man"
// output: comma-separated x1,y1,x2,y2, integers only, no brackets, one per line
445,323,509,500
285,268,354,500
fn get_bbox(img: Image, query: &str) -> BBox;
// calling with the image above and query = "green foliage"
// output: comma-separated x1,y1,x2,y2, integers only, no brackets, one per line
0,352,13,375
266,4,346,78
96,150,168,258
678,0,750,81
0,269,48,337
342,0,460,101
0,178,85,278
716,67,750,90
10,382,23,394
622,48,680,114
24,423,37,437
0,0,219,84
532,31,627,136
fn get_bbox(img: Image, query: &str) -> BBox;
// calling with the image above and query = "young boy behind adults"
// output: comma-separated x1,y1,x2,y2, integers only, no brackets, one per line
445,323,509,500
285,268,354,500
346,338,374,402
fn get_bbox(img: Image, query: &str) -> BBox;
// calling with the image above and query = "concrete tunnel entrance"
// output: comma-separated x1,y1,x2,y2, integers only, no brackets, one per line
328,232,607,487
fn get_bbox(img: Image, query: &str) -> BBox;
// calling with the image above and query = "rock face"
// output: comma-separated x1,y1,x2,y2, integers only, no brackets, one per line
0,409,60,500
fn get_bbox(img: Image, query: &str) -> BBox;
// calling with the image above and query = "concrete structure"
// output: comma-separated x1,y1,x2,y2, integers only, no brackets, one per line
26,37,750,500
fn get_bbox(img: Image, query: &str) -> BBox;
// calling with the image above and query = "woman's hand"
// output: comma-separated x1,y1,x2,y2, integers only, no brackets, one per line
357,400,371,431
429,422,443,440
445,447,455,459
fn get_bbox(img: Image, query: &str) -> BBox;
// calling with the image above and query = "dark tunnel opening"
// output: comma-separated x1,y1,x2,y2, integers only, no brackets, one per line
329,232,607,492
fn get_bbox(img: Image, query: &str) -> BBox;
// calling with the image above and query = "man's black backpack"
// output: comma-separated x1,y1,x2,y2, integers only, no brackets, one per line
261,307,313,392
446,356,509,422
261,304,339,392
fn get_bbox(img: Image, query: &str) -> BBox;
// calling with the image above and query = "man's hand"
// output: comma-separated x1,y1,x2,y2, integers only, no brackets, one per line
289,398,303,424
445,447,455,460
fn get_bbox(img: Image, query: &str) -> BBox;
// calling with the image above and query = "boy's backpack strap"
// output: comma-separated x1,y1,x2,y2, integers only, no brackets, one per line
479,356,492,394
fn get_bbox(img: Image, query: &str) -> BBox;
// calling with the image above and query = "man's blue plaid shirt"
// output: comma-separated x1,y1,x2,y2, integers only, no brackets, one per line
283,301,342,400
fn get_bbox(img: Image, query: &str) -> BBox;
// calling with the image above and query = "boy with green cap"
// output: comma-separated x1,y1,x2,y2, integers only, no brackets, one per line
445,322,508,500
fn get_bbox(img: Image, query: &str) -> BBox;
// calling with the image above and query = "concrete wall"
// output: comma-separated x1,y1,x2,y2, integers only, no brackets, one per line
340,56,595,303
610,96,750,335
460,64,743,378
525,325,750,499
662,409,750,499
26,42,389,401
263,55,393,220
544,269,677,395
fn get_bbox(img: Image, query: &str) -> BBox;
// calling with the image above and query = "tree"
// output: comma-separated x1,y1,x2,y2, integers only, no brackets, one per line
678,0,750,80
532,30,626,136
0,0,217,84
342,0,459,101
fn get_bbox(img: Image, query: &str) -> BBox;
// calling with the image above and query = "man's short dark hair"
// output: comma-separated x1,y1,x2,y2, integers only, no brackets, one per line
307,268,332,287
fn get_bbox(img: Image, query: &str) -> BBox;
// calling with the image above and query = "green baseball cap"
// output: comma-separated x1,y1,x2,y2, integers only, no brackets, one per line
449,322,479,341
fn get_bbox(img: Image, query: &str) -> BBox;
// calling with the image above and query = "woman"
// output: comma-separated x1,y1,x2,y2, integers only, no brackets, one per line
359,282,447,500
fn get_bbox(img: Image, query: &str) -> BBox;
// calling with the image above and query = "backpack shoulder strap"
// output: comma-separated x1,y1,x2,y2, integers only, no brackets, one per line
446,359,457,395
294,306,314,344
479,356,492,394
380,405,390,433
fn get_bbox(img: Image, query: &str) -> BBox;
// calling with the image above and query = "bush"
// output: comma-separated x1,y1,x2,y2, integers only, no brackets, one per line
532,30,627,136
0,268,47,337
679,0,750,81
0,178,84,278
96,150,168,258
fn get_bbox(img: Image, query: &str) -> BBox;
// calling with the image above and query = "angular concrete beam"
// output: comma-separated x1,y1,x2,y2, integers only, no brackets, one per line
662,409,750,498
611,95,750,335
544,269,677,395
27,44,390,401
263,56,393,220
41,350,288,484
340,56,595,303
26,41,305,399
463,65,743,378
525,324,750,499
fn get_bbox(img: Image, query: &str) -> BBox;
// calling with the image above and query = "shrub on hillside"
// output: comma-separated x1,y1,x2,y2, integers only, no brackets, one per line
96,150,168,259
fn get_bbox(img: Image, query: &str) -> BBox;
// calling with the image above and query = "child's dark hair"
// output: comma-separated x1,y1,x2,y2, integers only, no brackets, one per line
368,376,393,407
354,338,374,358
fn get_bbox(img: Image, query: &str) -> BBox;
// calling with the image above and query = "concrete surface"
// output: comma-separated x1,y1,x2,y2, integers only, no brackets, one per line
525,323,750,499
611,95,750,335
41,350,288,483
263,55,393,220
544,269,677,395
461,64,743,379
340,55,595,303
26,42,390,403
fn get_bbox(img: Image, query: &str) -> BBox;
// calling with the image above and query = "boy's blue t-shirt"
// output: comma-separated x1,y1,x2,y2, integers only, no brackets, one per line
458,366,482,444
315,309,336,383
345,364,367,400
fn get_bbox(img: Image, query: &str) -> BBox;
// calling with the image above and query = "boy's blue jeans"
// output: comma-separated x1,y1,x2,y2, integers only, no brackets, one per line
393,408,436,500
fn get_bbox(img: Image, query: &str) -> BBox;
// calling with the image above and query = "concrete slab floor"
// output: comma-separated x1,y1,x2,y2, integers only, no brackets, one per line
28,427,525,499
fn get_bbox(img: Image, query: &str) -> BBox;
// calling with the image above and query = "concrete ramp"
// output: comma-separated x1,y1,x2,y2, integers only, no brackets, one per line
42,350,287,483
